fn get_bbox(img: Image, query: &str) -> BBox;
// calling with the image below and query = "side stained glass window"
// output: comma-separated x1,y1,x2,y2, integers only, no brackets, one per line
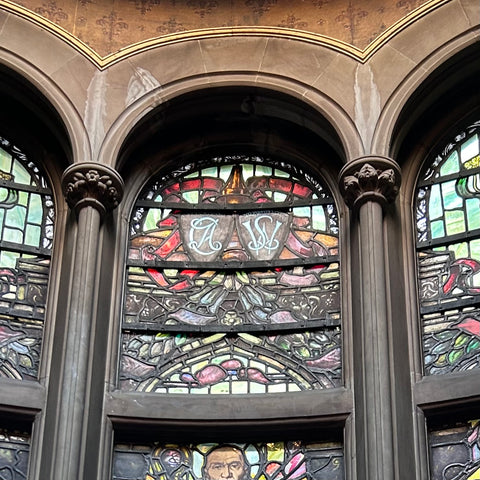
0,136,54,380
113,441,344,480
415,120,480,375
121,155,341,394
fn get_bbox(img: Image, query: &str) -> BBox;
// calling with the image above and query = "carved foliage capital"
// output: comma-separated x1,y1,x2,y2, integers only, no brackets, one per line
62,163,124,216
339,157,401,210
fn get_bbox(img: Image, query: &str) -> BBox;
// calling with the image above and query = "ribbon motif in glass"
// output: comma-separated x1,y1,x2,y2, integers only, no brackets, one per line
123,156,341,393
113,441,344,480
0,137,54,380
416,121,480,375
429,419,480,480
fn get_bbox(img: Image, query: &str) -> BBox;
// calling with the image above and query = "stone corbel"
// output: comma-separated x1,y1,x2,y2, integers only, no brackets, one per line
338,156,401,211
62,162,124,216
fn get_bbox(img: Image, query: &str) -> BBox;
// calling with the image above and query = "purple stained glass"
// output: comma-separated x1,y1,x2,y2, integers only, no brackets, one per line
112,441,344,480
416,121,480,376
123,156,341,394
429,419,480,479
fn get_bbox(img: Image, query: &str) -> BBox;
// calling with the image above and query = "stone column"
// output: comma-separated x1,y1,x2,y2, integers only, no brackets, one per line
53,163,123,480
339,157,401,480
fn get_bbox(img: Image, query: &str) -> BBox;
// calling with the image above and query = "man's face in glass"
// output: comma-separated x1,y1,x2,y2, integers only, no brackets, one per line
204,448,247,480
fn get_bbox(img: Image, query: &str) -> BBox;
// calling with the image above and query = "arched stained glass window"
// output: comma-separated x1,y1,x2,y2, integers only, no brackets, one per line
0,136,54,380
121,155,341,394
415,120,480,375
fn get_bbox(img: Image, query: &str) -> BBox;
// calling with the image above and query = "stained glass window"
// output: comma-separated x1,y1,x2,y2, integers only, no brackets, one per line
122,155,341,393
113,441,344,480
0,136,54,380
0,428,30,479
429,419,480,479
416,120,480,375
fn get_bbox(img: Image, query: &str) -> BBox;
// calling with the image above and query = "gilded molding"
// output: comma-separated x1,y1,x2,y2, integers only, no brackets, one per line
0,0,451,70
339,156,401,210
62,163,124,216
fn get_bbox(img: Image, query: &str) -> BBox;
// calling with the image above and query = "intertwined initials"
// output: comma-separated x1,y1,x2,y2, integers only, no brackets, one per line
188,217,222,255
241,215,282,254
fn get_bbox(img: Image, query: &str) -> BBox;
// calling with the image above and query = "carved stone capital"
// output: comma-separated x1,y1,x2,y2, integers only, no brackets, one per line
338,156,401,210
62,163,124,216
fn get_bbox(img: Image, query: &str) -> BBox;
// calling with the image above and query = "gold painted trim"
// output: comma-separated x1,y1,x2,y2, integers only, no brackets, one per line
0,0,451,70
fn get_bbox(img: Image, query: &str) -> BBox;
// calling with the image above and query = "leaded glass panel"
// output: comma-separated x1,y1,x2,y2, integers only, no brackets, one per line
112,441,344,480
429,419,480,479
0,428,30,479
0,136,54,380
123,156,341,393
416,121,480,375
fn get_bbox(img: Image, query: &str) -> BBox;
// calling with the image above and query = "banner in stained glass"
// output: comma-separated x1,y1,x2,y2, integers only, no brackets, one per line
113,441,344,480
0,137,54,380
429,419,480,480
0,428,30,479
123,156,341,393
416,121,480,376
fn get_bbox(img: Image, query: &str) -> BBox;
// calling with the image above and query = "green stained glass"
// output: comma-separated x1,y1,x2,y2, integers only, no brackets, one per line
439,151,459,176
273,192,287,202
428,184,443,220
472,239,480,260
27,194,42,225
25,225,41,247
275,168,289,178
255,165,272,176
4,227,23,244
12,159,33,186
430,220,445,239
0,148,12,172
0,250,19,269
242,163,254,178
183,191,199,203
466,198,480,230
201,167,217,177
5,205,26,229
293,206,310,218
445,210,465,236
461,133,479,162
448,241,468,259
17,191,28,207
441,180,463,210
312,205,326,230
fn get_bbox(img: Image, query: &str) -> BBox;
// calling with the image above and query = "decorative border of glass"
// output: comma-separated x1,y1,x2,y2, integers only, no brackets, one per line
0,428,30,479
113,441,344,480
416,121,480,375
0,136,54,380
428,419,480,479
122,156,341,393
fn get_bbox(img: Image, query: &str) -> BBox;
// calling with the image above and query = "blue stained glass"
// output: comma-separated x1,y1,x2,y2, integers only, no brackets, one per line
5,205,26,229
428,184,443,220
441,180,463,210
27,194,42,225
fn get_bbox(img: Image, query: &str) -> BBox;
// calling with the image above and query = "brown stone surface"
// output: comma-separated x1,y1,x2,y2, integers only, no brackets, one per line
9,0,431,57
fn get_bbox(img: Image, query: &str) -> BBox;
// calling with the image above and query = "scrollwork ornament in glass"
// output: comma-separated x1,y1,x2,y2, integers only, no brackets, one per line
416,120,480,375
0,136,55,380
123,155,342,393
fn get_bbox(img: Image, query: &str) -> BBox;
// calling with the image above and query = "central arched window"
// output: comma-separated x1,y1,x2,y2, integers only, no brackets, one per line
120,154,341,394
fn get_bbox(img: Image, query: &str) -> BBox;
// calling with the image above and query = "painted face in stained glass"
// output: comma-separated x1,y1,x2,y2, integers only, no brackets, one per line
416,120,480,375
124,156,341,394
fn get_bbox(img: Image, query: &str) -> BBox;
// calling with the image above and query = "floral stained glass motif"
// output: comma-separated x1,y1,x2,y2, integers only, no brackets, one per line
123,156,341,393
112,441,344,480
416,121,480,375
429,419,480,480
0,137,54,380
0,429,30,479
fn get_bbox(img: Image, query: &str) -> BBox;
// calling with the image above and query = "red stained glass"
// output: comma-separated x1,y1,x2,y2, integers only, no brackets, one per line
154,230,181,257
270,178,293,193
293,183,312,198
